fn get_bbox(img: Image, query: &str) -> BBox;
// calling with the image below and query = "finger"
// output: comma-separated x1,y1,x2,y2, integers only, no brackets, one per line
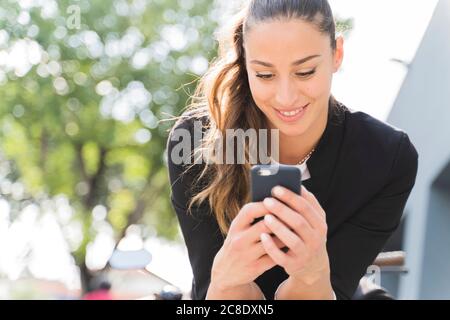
272,186,324,230
260,233,289,267
271,236,288,250
252,254,277,275
246,220,273,242
263,197,315,243
243,225,287,260
263,214,305,251
230,202,270,232
301,185,326,220
246,219,286,243
230,222,287,262
252,237,287,258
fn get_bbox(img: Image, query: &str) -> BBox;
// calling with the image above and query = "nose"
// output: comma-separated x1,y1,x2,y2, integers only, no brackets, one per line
274,77,299,108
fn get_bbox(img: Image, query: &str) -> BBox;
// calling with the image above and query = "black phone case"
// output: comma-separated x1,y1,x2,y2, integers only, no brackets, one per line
251,164,302,202
250,164,301,226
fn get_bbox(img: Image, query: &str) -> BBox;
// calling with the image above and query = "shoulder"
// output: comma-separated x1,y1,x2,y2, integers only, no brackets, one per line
168,108,210,139
345,107,407,151
343,106,418,170
167,108,210,155
334,104,418,198
166,107,211,184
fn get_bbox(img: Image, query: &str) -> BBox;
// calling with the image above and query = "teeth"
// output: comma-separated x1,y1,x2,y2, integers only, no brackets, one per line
279,108,303,117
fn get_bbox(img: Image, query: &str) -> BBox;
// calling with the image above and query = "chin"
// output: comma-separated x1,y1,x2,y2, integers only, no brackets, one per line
277,125,309,138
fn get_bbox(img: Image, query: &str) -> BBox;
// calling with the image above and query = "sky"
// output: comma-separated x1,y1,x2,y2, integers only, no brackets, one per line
0,0,440,297
329,0,438,120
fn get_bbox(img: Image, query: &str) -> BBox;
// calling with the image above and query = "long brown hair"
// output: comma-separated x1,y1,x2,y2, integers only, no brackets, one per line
178,0,338,235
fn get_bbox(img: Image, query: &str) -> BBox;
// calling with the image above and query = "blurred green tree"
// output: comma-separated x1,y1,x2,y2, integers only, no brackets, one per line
0,0,219,293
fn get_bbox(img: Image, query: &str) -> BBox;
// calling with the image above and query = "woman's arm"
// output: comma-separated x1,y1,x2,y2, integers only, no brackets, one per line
327,132,419,299
274,273,335,300
167,118,268,300
206,281,265,300
171,194,266,300
167,118,223,299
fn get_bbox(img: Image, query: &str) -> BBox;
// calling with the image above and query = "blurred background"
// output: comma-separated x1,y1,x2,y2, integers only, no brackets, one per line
0,0,448,300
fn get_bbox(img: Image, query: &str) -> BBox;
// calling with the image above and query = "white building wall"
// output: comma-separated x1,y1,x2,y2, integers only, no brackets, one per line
387,0,450,299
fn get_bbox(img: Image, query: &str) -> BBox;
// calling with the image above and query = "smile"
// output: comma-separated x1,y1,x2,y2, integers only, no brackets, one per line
273,104,310,122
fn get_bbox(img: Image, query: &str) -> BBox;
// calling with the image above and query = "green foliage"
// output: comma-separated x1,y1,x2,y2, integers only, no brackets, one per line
336,16,354,37
0,0,220,273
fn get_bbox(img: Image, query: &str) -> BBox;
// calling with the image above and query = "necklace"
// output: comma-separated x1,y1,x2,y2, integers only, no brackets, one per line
298,148,315,165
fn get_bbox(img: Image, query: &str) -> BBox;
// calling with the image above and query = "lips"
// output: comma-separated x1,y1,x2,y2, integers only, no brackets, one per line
273,104,310,122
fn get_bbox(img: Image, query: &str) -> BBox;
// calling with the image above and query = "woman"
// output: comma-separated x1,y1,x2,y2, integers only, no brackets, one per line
167,0,418,300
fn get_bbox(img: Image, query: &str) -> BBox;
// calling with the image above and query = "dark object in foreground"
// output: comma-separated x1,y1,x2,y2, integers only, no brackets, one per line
155,285,183,300
352,277,394,300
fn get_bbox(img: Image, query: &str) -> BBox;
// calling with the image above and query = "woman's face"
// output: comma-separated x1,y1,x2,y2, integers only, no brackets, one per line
244,19,344,137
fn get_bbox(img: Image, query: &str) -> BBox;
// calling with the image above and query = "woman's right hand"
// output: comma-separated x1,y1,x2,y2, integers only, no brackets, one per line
207,202,285,299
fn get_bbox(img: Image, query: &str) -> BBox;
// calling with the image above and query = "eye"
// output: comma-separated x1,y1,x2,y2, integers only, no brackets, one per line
295,69,316,78
256,73,274,80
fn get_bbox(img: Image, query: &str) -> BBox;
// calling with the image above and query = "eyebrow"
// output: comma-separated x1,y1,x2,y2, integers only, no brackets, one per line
250,55,321,67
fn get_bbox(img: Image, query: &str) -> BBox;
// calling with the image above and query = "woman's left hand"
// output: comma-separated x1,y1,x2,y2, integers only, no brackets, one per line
260,185,330,285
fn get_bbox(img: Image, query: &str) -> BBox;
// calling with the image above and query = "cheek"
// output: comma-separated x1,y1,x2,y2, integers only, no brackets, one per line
300,71,333,100
248,77,273,107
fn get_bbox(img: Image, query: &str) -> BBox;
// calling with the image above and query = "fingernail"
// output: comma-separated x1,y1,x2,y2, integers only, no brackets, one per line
272,186,284,197
264,214,274,224
260,233,270,242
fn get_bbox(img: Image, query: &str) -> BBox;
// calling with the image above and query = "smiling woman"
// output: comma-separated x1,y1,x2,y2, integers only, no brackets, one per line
244,17,343,162
167,0,418,300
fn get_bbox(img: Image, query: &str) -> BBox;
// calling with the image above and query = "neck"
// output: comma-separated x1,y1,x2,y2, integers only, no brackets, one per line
277,105,329,165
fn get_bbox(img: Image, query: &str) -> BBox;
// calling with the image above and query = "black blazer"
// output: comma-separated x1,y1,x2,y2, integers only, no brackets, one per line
166,102,419,300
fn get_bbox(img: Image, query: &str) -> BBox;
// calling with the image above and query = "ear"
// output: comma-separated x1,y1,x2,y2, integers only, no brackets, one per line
333,36,344,73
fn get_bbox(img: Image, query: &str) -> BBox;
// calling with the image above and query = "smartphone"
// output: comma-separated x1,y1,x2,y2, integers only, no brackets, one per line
250,164,302,225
